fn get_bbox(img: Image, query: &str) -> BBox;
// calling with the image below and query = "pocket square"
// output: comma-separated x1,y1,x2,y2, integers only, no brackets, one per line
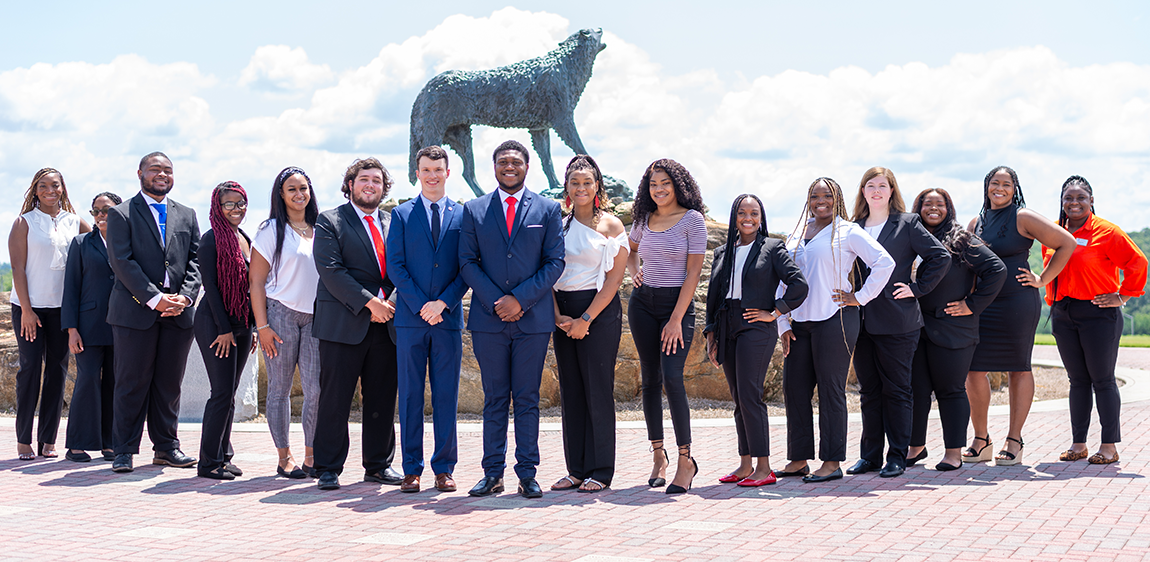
526,224,543,228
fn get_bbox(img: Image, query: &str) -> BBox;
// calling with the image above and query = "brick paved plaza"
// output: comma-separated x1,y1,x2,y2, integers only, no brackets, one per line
3,349,1148,561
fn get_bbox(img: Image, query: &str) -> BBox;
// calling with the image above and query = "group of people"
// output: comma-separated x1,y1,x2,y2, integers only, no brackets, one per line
8,143,1146,497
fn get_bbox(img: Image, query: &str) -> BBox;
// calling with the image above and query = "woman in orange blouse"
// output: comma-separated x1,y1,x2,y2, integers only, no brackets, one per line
1044,175,1147,465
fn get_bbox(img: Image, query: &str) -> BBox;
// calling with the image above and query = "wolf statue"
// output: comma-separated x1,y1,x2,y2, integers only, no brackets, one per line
409,28,606,196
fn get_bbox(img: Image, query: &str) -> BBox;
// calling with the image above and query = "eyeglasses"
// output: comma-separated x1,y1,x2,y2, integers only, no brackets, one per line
221,201,248,211
91,207,113,217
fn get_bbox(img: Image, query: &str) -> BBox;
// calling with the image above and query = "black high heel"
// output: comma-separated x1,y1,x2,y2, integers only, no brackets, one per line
648,442,668,488
666,446,698,494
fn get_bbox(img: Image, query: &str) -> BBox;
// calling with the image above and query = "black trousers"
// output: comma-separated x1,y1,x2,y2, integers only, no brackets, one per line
910,333,974,449
854,327,918,466
12,305,69,446
784,307,859,462
628,285,694,445
111,317,194,455
1053,298,1122,444
194,314,253,472
313,322,398,476
64,344,115,451
719,300,777,458
554,290,621,485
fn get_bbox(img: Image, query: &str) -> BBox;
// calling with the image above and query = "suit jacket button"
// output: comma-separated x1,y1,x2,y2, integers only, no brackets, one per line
507,253,512,258
505,281,510,285
434,264,438,268
165,261,169,266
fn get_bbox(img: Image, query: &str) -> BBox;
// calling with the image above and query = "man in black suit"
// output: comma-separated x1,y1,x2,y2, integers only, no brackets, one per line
312,157,402,490
105,152,201,472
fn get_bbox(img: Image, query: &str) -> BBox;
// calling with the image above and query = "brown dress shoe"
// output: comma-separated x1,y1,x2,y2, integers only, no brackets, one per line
435,473,457,492
400,474,420,493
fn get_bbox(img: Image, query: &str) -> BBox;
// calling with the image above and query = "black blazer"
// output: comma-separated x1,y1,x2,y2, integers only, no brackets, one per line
197,229,255,335
705,235,808,334
106,192,201,330
853,212,950,335
917,229,1007,349
312,203,395,345
60,232,115,347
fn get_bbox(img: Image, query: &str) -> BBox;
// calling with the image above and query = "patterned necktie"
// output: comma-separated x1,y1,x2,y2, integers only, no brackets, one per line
430,202,441,250
505,195,517,237
150,203,166,243
363,215,387,283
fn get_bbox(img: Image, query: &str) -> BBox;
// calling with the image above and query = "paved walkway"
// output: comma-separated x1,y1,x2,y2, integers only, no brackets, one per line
2,348,1148,561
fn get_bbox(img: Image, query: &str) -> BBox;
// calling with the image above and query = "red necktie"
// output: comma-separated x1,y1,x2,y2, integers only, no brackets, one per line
363,215,387,283
505,195,517,236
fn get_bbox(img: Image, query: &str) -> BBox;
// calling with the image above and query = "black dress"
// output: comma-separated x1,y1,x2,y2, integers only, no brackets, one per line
970,205,1041,371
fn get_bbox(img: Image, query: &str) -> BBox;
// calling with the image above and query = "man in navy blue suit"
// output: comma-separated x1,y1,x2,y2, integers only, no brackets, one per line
387,146,469,493
459,140,564,498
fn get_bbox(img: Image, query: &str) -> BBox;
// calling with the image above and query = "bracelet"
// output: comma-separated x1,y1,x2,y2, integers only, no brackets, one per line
256,324,270,331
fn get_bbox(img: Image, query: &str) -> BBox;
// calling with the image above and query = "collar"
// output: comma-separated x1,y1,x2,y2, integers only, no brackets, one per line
420,193,448,208
141,191,167,206
498,187,525,204
353,204,377,221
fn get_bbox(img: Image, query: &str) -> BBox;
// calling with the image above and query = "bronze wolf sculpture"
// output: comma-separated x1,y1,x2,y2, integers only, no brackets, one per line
409,28,606,196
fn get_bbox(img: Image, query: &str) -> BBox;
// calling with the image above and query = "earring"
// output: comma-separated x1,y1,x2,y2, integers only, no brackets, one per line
594,196,600,208
565,196,572,207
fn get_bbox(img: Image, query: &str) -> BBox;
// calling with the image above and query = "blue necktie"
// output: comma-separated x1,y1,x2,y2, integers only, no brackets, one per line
430,202,441,250
150,203,166,243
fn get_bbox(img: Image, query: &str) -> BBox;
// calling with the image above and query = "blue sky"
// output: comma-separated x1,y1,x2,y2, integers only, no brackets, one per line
1,1,1148,261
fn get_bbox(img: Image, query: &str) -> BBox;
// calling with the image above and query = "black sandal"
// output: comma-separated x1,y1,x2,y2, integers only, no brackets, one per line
996,437,1024,466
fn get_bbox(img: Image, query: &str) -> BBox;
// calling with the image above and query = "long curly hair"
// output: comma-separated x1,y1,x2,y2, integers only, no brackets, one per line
631,158,705,227
562,154,607,233
912,187,981,267
851,166,906,223
21,168,78,215
1057,175,1095,229
209,181,250,326
261,167,318,286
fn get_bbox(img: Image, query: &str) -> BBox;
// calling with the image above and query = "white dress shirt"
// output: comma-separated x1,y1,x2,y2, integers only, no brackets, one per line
776,217,895,334
353,205,387,299
724,243,754,300
142,193,170,310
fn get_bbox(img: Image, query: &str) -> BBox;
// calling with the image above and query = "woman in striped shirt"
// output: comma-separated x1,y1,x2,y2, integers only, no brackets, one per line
626,159,708,494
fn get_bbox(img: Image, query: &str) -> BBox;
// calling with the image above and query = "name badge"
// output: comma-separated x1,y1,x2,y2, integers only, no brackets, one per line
1076,238,1088,246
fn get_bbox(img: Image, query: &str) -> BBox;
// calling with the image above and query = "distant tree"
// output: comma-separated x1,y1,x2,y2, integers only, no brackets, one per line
0,262,11,292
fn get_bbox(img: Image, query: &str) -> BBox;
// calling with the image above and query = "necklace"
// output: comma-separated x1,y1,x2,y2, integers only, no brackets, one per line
289,221,311,235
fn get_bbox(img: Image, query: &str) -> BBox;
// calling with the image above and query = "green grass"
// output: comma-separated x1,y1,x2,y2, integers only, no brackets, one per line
1034,333,1150,348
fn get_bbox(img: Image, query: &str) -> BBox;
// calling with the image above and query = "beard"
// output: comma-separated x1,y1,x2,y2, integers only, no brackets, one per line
352,189,383,211
497,175,524,193
140,176,173,197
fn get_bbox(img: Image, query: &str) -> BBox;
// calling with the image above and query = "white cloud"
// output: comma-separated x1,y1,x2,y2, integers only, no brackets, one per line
239,45,334,94
2,11,1149,264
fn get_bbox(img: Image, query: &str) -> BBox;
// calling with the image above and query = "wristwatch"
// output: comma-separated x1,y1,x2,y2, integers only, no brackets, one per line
581,313,592,322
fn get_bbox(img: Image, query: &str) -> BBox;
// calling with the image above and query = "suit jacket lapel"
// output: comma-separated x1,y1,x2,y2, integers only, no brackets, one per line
341,203,376,263
877,214,898,245
91,229,108,262
440,197,456,246
133,193,164,249
412,197,435,248
741,236,764,286
488,192,510,245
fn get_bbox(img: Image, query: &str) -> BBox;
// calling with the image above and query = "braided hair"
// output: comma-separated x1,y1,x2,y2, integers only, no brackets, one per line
787,177,855,350
209,181,250,326
1057,175,1095,229
631,158,706,227
261,167,318,286
562,154,607,233
716,194,769,295
21,168,78,215
912,188,979,268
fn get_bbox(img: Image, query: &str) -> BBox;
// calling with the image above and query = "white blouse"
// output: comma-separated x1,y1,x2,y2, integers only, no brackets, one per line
776,217,895,333
724,243,754,299
251,219,320,314
554,217,629,292
11,208,81,309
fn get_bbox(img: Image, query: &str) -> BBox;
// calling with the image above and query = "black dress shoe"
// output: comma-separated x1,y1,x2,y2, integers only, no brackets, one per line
846,459,879,475
102,450,116,462
317,472,340,490
775,466,811,478
906,449,929,467
802,468,844,483
468,476,505,497
223,462,243,476
879,462,905,478
153,448,197,468
112,453,133,473
65,450,91,463
198,465,236,480
935,461,962,471
518,478,543,498
364,466,404,485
